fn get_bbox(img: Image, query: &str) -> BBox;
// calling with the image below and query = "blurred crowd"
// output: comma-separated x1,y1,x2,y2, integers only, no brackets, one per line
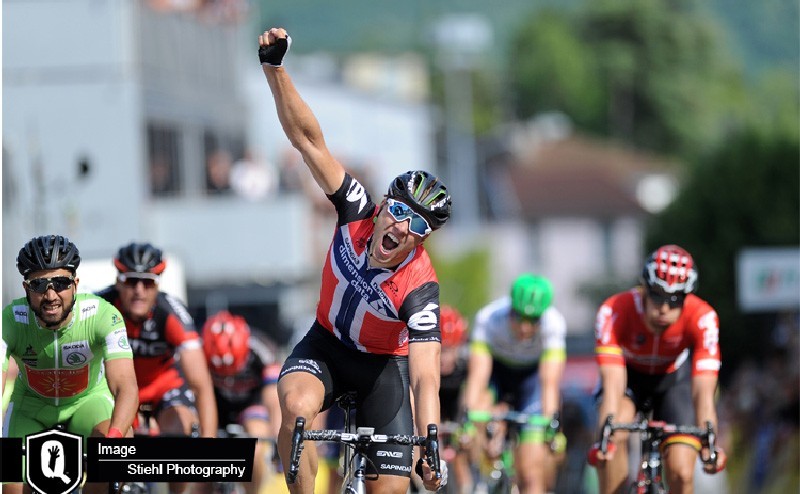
717,312,799,494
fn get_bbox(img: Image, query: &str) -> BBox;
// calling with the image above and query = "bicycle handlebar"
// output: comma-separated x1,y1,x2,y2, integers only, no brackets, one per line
596,415,718,466
285,416,442,484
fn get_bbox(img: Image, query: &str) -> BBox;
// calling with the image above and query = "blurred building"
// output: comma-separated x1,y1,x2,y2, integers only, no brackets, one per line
3,0,434,344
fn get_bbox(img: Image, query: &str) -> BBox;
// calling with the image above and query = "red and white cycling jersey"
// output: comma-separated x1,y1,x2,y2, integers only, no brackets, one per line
595,289,721,376
97,287,200,404
315,173,442,356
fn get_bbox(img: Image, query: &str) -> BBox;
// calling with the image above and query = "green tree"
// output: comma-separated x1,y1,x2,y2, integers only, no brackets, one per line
645,129,799,381
508,0,748,158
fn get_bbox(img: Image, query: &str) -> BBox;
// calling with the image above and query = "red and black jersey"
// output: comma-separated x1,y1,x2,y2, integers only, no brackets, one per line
315,173,442,356
595,289,721,376
96,287,199,404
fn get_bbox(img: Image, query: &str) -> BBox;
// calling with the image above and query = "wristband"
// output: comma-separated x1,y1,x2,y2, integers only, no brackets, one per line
259,36,292,67
106,427,124,438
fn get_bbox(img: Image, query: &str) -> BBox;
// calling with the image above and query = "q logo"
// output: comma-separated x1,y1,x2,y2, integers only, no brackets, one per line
26,429,83,494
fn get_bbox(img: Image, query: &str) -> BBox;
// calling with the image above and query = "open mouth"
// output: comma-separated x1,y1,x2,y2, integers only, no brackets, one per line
381,233,399,252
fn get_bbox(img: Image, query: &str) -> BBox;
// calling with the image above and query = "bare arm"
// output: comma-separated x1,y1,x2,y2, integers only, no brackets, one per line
596,364,626,429
259,28,345,195
104,358,139,435
409,341,441,433
409,340,442,491
179,346,218,437
463,348,493,411
539,358,565,417
692,373,719,429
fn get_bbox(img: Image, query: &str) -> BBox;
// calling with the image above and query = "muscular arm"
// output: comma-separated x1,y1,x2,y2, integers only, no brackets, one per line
692,373,719,428
463,348,493,411
104,358,139,435
409,341,441,434
539,358,565,418
260,30,345,195
179,346,218,437
597,364,626,429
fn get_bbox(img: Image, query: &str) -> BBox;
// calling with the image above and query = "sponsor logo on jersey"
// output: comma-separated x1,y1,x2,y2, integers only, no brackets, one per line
380,464,411,472
165,294,194,326
376,450,403,458
106,327,131,354
79,300,99,320
13,304,30,324
61,341,92,367
346,178,368,213
111,313,123,326
25,365,90,398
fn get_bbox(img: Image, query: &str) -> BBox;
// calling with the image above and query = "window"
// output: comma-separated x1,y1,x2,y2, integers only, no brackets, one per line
148,123,182,197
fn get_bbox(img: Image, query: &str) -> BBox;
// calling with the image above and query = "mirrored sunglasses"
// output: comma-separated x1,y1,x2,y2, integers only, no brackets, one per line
25,276,75,294
386,198,432,237
647,289,686,309
117,273,160,289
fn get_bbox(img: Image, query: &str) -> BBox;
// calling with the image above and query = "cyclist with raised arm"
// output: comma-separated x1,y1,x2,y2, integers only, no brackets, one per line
463,274,566,494
202,310,282,494
258,27,450,494
593,244,727,494
2,235,138,494
97,243,217,439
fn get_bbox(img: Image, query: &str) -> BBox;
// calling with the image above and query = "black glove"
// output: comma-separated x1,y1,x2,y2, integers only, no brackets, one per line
259,36,292,67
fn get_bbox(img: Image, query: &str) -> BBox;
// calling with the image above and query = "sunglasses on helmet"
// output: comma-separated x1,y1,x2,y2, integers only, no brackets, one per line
385,198,432,237
647,289,686,309
24,276,75,294
117,273,160,288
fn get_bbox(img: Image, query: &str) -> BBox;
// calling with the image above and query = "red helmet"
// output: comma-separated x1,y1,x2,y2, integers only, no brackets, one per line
642,244,698,294
202,311,251,376
440,305,468,347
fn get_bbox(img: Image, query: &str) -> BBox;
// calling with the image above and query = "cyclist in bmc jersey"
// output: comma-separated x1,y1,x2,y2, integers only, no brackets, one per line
593,244,727,494
96,243,217,440
259,27,451,494
463,274,566,494
2,235,138,494
202,310,282,494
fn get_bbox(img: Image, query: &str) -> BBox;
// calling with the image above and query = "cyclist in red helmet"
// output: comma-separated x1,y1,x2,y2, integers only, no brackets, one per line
203,311,282,494
259,27,450,493
593,245,727,494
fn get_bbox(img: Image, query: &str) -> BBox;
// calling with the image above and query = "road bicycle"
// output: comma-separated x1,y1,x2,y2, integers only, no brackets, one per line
589,415,718,494
286,393,443,494
466,410,562,494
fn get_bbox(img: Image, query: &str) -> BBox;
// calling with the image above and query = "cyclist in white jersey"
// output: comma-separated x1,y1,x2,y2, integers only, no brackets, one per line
463,274,566,494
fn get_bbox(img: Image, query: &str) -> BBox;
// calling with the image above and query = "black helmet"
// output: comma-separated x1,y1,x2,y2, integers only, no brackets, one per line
114,242,166,274
387,170,451,231
17,235,81,277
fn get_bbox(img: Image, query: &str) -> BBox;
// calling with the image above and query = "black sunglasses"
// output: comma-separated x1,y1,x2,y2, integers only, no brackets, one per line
512,311,541,324
117,273,159,288
647,290,686,309
24,276,75,294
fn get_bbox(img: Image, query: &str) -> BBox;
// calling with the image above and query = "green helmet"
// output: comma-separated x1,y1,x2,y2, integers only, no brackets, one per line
510,274,554,318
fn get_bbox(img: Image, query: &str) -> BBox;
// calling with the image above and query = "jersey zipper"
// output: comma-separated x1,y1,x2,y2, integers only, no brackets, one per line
53,331,60,405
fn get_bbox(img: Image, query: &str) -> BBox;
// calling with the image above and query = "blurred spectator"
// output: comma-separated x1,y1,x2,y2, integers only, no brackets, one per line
718,313,799,494
230,151,275,201
151,154,179,197
206,149,233,195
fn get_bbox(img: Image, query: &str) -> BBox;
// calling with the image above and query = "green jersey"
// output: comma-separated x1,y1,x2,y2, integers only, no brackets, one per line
1,293,132,406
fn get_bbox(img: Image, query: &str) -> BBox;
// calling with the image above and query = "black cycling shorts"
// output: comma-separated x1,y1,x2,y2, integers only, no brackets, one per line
596,362,695,426
281,324,415,477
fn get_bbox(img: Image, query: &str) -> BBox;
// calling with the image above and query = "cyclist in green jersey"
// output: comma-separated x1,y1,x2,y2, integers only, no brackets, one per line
1,235,139,494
